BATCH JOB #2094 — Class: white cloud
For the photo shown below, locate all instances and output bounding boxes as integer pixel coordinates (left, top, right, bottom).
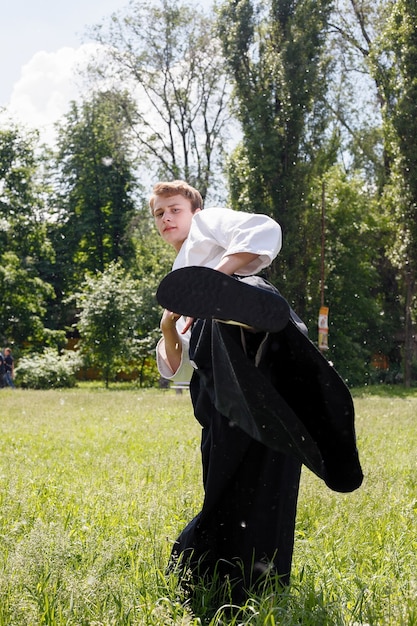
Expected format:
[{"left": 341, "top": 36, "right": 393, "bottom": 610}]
[{"left": 6, "top": 44, "right": 103, "bottom": 144}]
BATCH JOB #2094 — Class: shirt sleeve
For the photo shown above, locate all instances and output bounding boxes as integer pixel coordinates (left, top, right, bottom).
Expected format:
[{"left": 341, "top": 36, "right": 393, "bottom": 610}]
[
  {"left": 186, "top": 208, "right": 282, "bottom": 275},
  {"left": 155, "top": 319, "right": 195, "bottom": 382}
]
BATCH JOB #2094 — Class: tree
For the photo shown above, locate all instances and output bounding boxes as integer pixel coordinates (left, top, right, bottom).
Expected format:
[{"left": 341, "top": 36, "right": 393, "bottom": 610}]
[
  {"left": 329, "top": 0, "right": 417, "bottom": 385},
  {"left": 326, "top": 0, "right": 388, "bottom": 188},
  {"left": 54, "top": 91, "right": 138, "bottom": 289},
  {"left": 0, "top": 120, "right": 60, "bottom": 350},
  {"left": 0, "top": 251, "right": 55, "bottom": 349},
  {"left": 304, "top": 167, "right": 401, "bottom": 385},
  {"left": 75, "top": 261, "right": 158, "bottom": 387},
  {"left": 381, "top": 0, "right": 417, "bottom": 386},
  {"left": 87, "top": 0, "right": 231, "bottom": 200},
  {"left": 0, "top": 122, "right": 54, "bottom": 270},
  {"left": 218, "top": 0, "right": 335, "bottom": 314}
]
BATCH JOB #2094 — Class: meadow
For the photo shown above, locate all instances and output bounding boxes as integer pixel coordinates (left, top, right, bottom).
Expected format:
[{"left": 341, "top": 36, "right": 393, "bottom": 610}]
[{"left": 0, "top": 386, "right": 415, "bottom": 625}]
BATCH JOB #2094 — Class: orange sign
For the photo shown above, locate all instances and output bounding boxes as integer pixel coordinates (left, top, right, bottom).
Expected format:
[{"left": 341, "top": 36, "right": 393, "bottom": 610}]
[{"left": 318, "top": 306, "right": 329, "bottom": 351}]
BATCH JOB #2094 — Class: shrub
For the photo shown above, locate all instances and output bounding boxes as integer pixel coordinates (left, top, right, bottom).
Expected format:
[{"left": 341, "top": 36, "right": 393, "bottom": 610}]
[{"left": 15, "top": 349, "right": 81, "bottom": 389}]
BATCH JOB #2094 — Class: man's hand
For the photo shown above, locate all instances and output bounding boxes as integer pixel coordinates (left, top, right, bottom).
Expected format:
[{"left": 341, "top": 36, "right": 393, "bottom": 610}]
[
  {"left": 160, "top": 308, "right": 181, "bottom": 331},
  {"left": 181, "top": 316, "right": 194, "bottom": 334},
  {"left": 160, "top": 309, "right": 183, "bottom": 374},
  {"left": 160, "top": 310, "right": 193, "bottom": 334}
]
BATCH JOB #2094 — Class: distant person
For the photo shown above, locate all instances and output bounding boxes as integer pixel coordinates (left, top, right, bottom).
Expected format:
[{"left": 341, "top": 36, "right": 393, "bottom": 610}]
[
  {"left": 3, "top": 347, "right": 15, "bottom": 388},
  {"left": 0, "top": 351, "right": 5, "bottom": 388}
]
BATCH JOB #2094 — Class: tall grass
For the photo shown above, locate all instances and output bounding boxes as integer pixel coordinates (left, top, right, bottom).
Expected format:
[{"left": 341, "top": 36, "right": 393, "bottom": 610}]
[{"left": 0, "top": 386, "right": 415, "bottom": 625}]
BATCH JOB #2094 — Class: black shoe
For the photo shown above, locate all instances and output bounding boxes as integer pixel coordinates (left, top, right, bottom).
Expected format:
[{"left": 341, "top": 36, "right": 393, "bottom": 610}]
[{"left": 156, "top": 266, "right": 290, "bottom": 333}]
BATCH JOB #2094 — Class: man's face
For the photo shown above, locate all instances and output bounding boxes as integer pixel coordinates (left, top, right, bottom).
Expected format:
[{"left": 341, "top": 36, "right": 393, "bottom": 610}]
[{"left": 153, "top": 194, "right": 200, "bottom": 251}]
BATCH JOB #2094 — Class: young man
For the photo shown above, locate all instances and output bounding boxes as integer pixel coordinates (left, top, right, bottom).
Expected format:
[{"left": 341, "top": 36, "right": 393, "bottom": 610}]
[{"left": 152, "top": 180, "right": 362, "bottom": 602}]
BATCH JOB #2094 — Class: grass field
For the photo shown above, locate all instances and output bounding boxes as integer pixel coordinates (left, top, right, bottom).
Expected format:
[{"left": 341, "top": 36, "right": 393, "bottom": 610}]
[{"left": 0, "top": 386, "right": 416, "bottom": 625}]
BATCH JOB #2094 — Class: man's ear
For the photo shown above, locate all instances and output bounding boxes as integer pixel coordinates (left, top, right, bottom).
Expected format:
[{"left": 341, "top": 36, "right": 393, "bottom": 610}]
[{"left": 194, "top": 207, "right": 202, "bottom": 214}]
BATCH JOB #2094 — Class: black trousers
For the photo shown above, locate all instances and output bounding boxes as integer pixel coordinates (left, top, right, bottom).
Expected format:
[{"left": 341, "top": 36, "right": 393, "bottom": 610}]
[{"left": 171, "top": 317, "right": 302, "bottom": 592}]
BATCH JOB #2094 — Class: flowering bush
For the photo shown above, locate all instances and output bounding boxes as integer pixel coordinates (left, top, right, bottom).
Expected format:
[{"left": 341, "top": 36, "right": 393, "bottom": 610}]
[{"left": 15, "top": 349, "right": 81, "bottom": 389}]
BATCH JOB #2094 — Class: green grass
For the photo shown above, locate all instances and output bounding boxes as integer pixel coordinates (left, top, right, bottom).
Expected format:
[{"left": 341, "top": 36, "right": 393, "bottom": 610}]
[{"left": 0, "top": 386, "right": 416, "bottom": 625}]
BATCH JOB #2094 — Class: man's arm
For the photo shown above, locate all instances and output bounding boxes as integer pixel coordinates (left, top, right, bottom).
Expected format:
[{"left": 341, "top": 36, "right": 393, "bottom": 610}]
[
  {"left": 160, "top": 309, "right": 183, "bottom": 374},
  {"left": 215, "top": 252, "right": 260, "bottom": 276}
]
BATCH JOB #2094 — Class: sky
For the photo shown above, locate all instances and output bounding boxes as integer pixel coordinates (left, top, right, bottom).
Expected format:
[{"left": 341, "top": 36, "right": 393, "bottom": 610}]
[{"left": 1, "top": 0, "right": 211, "bottom": 144}]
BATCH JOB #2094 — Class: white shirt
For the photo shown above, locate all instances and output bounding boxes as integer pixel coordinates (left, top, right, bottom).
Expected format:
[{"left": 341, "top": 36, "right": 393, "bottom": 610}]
[
  {"left": 156, "top": 207, "right": 282, "bottom": 381},
  {"left": 173, "top": 207, "right": 281, "bottom": 274}
]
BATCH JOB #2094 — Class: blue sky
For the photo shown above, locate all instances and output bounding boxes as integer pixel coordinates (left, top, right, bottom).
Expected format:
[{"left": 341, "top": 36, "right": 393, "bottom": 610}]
[
  {"left": 1, "top": 0, "right": 212, "bottom": 142},
  {"left": 1, "top": 0, "right": 132, "bottom": 106}
]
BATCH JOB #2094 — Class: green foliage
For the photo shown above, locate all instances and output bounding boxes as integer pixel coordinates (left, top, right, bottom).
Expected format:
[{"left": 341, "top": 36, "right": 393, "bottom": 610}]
[
  {"left": 0, "top": 121, "right": 58, "bottom": 349},
  {"left": 0, "top": 251, "right": 55, "bottom": 348},
  {"left": 15, "top": 349, "right": 81, "bottom": 389},
  {"left": 75, "top": 261, "right": 158, "bottom": 387},
  {"left": 54, "top": 92, "right": 138, "bottom": 286},
  {"left": 218, "top": 0, "right": 335, "bottom": 313},
  {"left": 366, "top": 0, "right": 417, "bottom": 385},
  {"left": 2, "top": 0, "right": 417, "bottom": 390},
  {"left": 0, "top": 123, "right": 54, "bottom": 265},
  {"left": 302, "top": 167, "right": 401, "bottom": 386},
  {"left": 384, "top": 0, "right": 417, "bottom": 223}
]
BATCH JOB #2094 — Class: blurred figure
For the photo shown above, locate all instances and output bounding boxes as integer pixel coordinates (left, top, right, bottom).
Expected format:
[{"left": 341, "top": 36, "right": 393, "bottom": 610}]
[
  {"left": 3, "top": 347, "right": 15, "bottom": 388},
  {"left": 0, "top": 351, "right": 5, "bottom": 388}
]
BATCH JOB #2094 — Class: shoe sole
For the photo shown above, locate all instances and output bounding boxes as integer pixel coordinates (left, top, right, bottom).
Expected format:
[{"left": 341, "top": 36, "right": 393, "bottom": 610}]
[{"left": 156, "top": 266, "right": 290, "bottom": 333}]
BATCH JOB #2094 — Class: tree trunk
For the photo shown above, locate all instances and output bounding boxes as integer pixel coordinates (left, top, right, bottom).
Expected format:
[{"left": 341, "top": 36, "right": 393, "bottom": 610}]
[{"left": 403, "top": 268, "right": 415, "bottom": 388}]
